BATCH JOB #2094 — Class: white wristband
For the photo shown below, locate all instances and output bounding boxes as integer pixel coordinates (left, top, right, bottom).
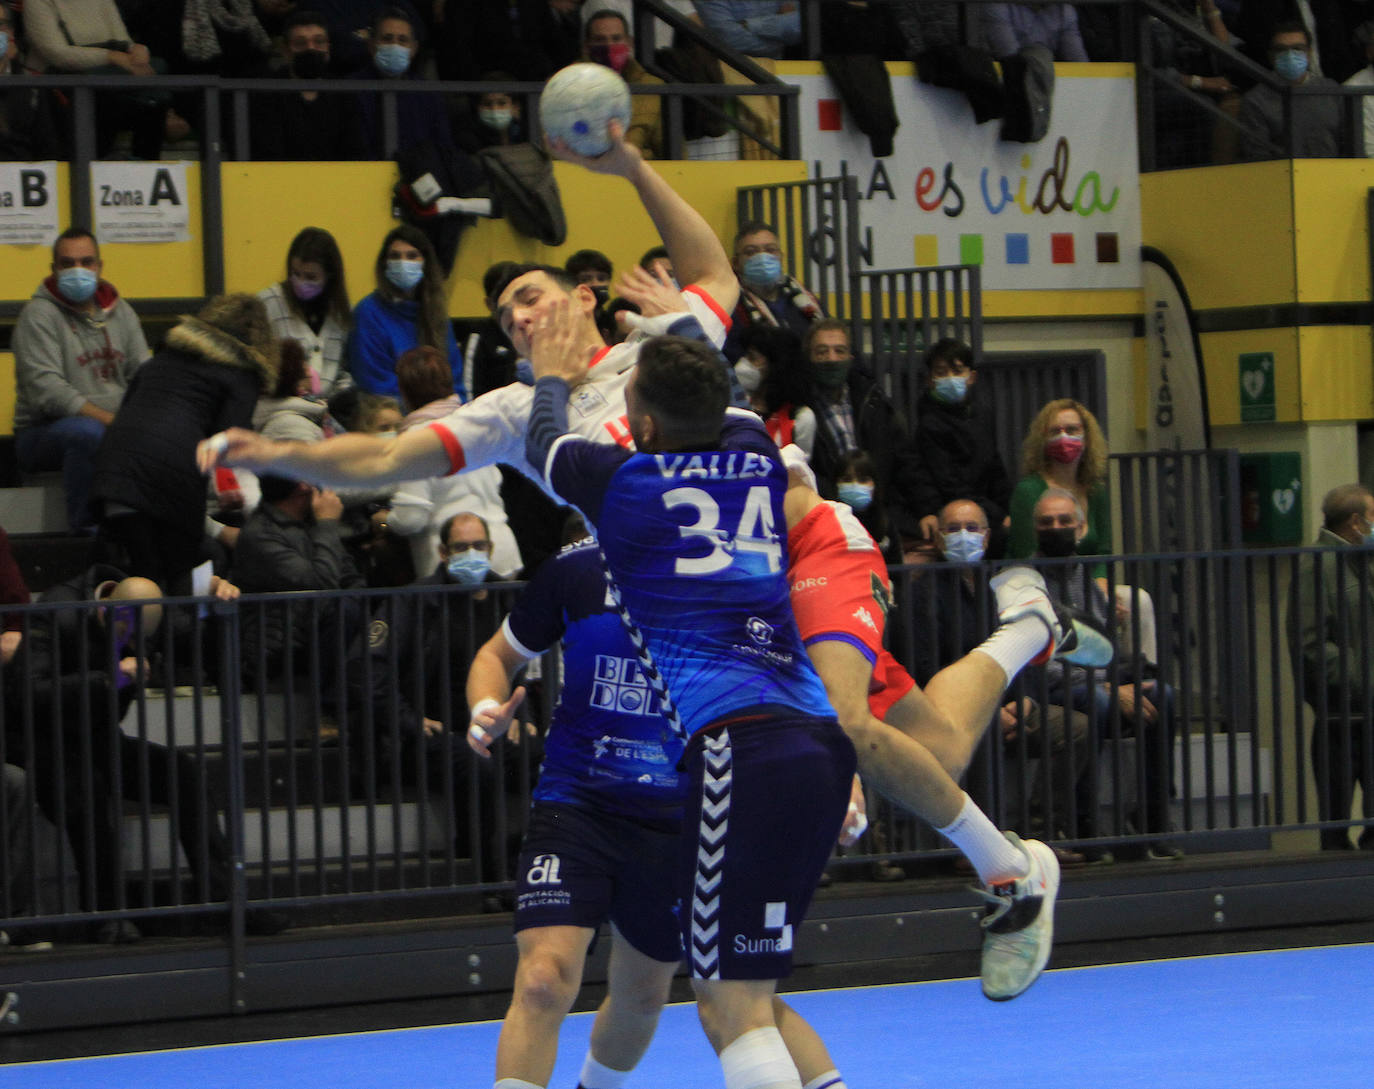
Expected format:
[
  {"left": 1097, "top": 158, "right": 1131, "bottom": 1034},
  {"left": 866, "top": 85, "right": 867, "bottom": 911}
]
[
  {"left": 847, "top": 801, "right": 868, "bottom": 838},
  {"left": 470, "top": 697, "right": 500, "bottom": 724}
]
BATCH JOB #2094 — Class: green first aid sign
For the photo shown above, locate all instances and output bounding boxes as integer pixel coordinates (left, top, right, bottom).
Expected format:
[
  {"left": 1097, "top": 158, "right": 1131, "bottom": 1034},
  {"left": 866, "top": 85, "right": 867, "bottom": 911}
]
[{"left": 1239, "top": 352, "right": 1276, "bottom": 423}]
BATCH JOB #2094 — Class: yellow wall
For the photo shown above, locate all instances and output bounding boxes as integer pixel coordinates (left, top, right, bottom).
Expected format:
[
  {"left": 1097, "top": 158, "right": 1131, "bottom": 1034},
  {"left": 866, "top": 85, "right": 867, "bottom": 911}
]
[
  {"left": 0, "top": 352, "right": 13, "bottom": 434},
  {"left": 1292, "top": 158, "right": 1374, "bottom": 304}
]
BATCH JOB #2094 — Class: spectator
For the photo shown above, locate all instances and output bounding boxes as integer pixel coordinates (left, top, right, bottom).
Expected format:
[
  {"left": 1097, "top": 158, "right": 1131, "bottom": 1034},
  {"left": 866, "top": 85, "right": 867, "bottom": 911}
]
[
  {"left": 1344, "top": 20, "right": 1374, "bottom": 157},
  {"left": 565, "top": 249, "right": 617, "bottom": 342},
  {"left": 435, "top": 0, "right": 582, "bottom": 83},
  {"left": 722, "top": 219, "right": 825, "bottom": 362},
  {"left": 639, "top": 244, "right": 673, "bottom": 281},
  {"left": 23, "top": 0, "right": 170, "bottom": 159},
  {"left": 834, "top": 449, "right": 900, "bottom": 562},
  {"left": 2, "top": 568, "right": 241, "bottom": 940},
  {"left": 734, "top": 324, "right": 815, "bottom": 455},
  {"left": 0, "top": 4, "right": 66, "bottom": 160},
  {"left": 311, "top": 0, "right": 423, "bottom": 73},
  {"left": 0, "top": 523, "right": 28, "bottom": 667},
  {"left": 1239, "top": 21, "right": 1343, "bottom": 160},
  {"left": 1033, "top": 488, "right": 1180, "bottom": 860},
  {"left": 980, "top": 2, "right": 1088, "bottom": 60},
  {"left": 1147, "top": 0, "right": 1238, "bottom": 167},
  {"left": 387, "top": 346, "right": 524, "bottom": 579},
  {"left": 92, "top": 295, "right": 276, "bottom": 590},
  {"left": 467, "top": 72, "right": 528, "bottom": 149},
  {"left": 805, "top": 319, "right": 923, "bottom": 546},
  {"left": 347, "top": 224, "right": 464, "bottom": 400},
  {"left": 1288, "top": 483, "right": 1374, "bottom": 850},
  {"left": 691, "top": 0, "right": 800, "bottom": 58},
  {"left": 910, "top": 337, "right": 1012, "bottom": 559},
  {"left": 13, "top": 227, "right": 149, "bottom": 534},
  {"left": 1006, "top": 397, "right": 1112, "bottom": 579},
  {"left": 463, "top": 260, "right": 524, "bottom": 397},
  {"left": 888, "top": 0, "right": 963, "bottom": 59},
  {"left": 257, "top": 226, "right": 354, "bottom": 398},
  {"left": 583, "top": 8, "right": 664, "bottom": 158},
  {"left": 249, "top": 10, "right": 367, "bottom": 160},
  {"left": 910, "top": 498, "right": 1092, "bottom": 856},
  {"left": 349, "top": 6, "right": 458, "bottom": 158}
]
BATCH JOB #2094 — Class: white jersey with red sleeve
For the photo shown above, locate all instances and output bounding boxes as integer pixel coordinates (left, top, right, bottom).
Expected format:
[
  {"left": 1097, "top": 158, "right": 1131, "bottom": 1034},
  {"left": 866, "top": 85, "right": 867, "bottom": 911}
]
[{"left": 423, "top": 286, "right": 730, "bottom": 496}]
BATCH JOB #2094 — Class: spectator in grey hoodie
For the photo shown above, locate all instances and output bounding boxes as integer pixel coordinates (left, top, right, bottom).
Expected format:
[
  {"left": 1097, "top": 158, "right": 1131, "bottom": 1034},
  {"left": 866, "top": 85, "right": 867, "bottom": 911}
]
[{"left": 13, "top": 227, "right": 149, "bottom": 533}]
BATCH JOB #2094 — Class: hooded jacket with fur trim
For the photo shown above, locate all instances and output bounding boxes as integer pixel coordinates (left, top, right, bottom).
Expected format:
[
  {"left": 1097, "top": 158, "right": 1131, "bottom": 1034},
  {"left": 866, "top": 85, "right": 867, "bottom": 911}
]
[{"left": 91, "top": 314, "right": 277, "bottom": 541}]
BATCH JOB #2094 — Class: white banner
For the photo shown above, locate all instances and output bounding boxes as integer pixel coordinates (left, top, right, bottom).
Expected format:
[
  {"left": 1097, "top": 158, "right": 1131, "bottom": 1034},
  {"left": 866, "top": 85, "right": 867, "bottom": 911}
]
[
  {"left": 91, "top": 162, "right": 191, "bottom": 243},
  {"left": 0, "top": 162, "right": 60, "bottom": 246},
  {"left": 793, "top": 69, "right": 1142, "bottom": 289}
]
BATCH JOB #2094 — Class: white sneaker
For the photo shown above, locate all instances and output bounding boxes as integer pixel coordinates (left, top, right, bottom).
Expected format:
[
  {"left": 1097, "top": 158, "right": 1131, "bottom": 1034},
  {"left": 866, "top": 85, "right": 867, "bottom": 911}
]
[
  {"left": 990, "top": 566, "right": 1113, "bottom": 668},
  {"left": 978, "top": 833, "right": 1060, "bottom": 1001}
]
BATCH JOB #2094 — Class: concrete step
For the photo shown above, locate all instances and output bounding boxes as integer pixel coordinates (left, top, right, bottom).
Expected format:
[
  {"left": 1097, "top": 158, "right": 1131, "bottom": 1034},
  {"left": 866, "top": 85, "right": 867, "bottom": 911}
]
[{"left": 0, "top": 479, "right": 66, "bottom": 534}]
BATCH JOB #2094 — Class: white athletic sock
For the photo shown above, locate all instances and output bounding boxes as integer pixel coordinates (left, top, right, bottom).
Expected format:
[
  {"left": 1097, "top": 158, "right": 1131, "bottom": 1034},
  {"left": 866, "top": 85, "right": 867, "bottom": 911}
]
[
  {"left": 578, "top": 1052, "right": 632, "bottom": 1089},
  {"left": 719, "top": 1026, "right": 802, "bottom": 1089},
  {"left": 936, "top": 792, "right": 1029, "bottom": 886},
  {"left": 802, "top": 1070, "right": 848, "bottom": 1089},
  {"left": 977, "top": 616, "right": 1052, "bottom": 688},
  {"left": 494, "top": 1079, "right": 544, "bottom": 1089}
]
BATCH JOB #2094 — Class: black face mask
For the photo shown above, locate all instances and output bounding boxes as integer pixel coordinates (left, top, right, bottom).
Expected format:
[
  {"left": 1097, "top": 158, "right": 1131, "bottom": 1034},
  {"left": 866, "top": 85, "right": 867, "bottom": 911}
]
[
  {"left": 591, "top": 284, "right": 609, "bottom": 308},
  {"left": 291, "top": 49, "right": 329, "bottom": 79},
  {"left": 1036, "top": 527, "right": 1078, "bottom": 558}
]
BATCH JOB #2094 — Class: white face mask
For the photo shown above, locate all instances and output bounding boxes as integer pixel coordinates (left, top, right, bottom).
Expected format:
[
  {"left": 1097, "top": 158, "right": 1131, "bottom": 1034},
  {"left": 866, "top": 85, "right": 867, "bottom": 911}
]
[{"left": 734, "top": 358, "right": 763, "bottom": 393}]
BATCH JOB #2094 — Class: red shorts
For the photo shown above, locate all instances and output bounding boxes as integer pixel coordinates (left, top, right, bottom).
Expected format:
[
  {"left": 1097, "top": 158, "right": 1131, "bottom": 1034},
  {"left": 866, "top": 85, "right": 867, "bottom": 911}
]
[{"left": 788, "top": 501, "right": 916, "bottom": 720}]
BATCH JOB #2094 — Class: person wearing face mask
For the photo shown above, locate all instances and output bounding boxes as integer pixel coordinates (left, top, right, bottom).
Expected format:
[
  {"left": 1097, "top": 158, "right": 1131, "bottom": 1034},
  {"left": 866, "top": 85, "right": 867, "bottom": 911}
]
[
  {"left": 1289, "top": 483, "right": 1374, "bottom": 850},
  {"left": 910, "top": 338, "right": 1012, "bottom": 560},
  {"left": 722, "top": 221, "right": 826, "bottom": 363},
  {"left": 1006, "top": 397, "right": 1112, "bottom": 587},
  {"left": 904, "top": 498, "right": 1092, "bottom": 862},
  {"left": 249, "top": 10, "right": 368, "bottom": 160},
  {"left": 1031, "top": 488, "right": 1182, "bottom": 861},
  {"left": 350, "top": 7, "right": 464, "bottom": 159},
  {"left": 1239, "top": 21, "right": 1342, "bottom": 160},
  {"left": 258, "top": 227, "right": 354, "bottom": 398},
  {"left": 348, "top": 224, "right": 467, "bottom": 400},
  {"left": 734, "top": 324, "right": 816, "bottom": 456},
  {"left": 804, "top": 320, "right": 926, "bottom": 552},
  {"left": 582, "top": 9, "right": 664, "bottom": 158},
  {"left": 469, "top": 79, "right": 526, "bottom": 148},
  {"left": 13, "top": 228, "right": 150, "bottom": 534}
]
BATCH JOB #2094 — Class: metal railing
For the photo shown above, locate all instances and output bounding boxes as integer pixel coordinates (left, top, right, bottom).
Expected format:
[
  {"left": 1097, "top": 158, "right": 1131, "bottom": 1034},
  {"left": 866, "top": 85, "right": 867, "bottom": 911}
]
[{"left": 1, "top": 543, "right": 1371, "bottom": 948}]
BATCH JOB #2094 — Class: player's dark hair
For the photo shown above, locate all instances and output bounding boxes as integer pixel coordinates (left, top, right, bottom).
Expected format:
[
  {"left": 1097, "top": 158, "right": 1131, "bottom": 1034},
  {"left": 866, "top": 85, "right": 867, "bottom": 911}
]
[
  {"left": 635, "top": 336, "right": 729, "bottom": 447},
  {"left": 491, "top": 262, "right": 579, "bottom": 301}
]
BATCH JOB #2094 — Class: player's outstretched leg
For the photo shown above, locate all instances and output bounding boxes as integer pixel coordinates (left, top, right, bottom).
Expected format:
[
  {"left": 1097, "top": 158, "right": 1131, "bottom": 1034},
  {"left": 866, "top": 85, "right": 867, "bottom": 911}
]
[
  {"left": 977, "top": 831, "right": 1061, "bottom": 1001},
  {"left": 991, "top": 566, "right": 1114, "bottom": 667}
]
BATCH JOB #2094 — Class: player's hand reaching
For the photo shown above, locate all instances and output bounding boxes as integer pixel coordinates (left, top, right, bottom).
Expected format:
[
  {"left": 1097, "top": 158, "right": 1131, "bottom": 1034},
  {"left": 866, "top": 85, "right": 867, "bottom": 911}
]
[
  {"left": 547, "top": 119, "right": 643, "bottom": 180},
  {"left": 838, "top": 773, "right": 868, "bottom": 847},
  {"left": 614, "top": 263, "right": 687, "bottom": 321},
  {"left": 529, "top": 292, "right": 591, "bottom": 385},
  {"left": 468, "top": 686, "right": 528, "bottom": 757},
  {"left": 197, "top": 427, "right": 286, "bottom": 474}
]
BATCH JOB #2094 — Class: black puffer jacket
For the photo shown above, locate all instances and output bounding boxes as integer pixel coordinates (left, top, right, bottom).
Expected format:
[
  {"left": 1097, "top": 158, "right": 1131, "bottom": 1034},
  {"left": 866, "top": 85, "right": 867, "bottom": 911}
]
[{"left": 91, "top": 316, "right": 274, "bottom": 535}]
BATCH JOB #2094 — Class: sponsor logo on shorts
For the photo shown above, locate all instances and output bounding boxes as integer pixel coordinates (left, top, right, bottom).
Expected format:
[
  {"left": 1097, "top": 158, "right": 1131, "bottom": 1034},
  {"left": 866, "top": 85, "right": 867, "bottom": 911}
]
[
  {"left": 525, "top": 854, "right": 563, "bottom": 886},
  {"left": 591, "top": 655, "right": 660, "bottom": 717},
  {"left": 733, "top": 901, "right": 793, "bottom": 955}
]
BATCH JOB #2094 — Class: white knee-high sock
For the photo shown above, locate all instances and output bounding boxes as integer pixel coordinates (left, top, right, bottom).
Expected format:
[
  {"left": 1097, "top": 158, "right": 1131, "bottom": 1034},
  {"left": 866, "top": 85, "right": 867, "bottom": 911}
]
[
  {"left": 578, "top": 1052, "right": 632, "bottom": 1089},
  {"left": 494, "top": 1079, "right": 544, "bottom": 1089},
  {"left": 719, "top": 1026, "right": 802, "bottom": 1089},
  {"left": 977, "top": 616, "right": 1054, "bottom": 687},
  {"left": 937, "top": 792, "right": 1029, "bottom": 886},
  {"left": 802, "top": 1071, "right": 848, "bottom": 1089}
]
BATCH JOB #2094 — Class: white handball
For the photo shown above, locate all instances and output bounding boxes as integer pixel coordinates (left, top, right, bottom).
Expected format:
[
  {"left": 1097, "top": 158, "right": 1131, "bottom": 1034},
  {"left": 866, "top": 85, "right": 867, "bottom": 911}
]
[{"left": 539, "top": 62, "right": 632, "bottom": 157}]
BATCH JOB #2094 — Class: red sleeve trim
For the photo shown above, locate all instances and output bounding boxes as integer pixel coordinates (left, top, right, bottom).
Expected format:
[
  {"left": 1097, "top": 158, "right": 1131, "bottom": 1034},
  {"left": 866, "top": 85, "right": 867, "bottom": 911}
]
[
  {"left": 588, "top": 345, "right": 614, "bottom": 370},
  {"left": 426, "top": 420, "right": 467, "bottom": 475},
  {"left": 684, "top": 284, "right": 732, "bottom": 331}
]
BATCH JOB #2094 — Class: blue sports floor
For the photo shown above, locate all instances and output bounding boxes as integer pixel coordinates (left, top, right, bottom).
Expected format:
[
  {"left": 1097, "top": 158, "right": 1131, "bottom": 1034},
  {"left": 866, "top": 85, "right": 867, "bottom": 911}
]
[{"left": 4, "top": 944, "right": 1370, "bottom": 1088}]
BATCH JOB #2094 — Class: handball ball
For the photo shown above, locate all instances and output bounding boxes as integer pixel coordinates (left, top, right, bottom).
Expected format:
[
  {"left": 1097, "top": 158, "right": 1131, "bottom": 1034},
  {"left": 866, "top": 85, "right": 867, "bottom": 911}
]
[{"left": 539, "top": 62, "right": 632, "bottom": 157}]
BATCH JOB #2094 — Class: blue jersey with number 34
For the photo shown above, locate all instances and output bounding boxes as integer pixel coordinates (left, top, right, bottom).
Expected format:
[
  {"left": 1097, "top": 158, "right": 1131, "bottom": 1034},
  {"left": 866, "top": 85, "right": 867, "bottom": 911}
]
[{"left": 543, "top": 409, "right": 835, "bottom": 736}]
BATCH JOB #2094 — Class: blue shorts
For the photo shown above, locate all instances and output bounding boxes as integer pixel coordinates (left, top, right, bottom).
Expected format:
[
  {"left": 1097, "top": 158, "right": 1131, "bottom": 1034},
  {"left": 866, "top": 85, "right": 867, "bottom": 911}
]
[
  {"left": 679, "top": 713, "right": 855, "bottom": 981},
  {"left": 513, "top": 802, "right": 684, "bottom": 964}
]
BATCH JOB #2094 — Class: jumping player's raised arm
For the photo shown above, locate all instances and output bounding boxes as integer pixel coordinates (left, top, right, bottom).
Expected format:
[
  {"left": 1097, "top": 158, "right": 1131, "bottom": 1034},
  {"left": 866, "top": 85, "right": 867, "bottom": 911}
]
[
  {"left": 195, "top": 424, "right": 452, "bottom": 489},
  {"left": 551, "top": 121, "right": 738, "bottom": 317}
]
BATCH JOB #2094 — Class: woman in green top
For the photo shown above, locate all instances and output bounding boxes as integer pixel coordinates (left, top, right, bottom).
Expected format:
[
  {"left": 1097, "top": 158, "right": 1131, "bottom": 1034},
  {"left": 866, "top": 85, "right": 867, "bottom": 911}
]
[{"left": 1007, "top": 398, "right": 1111, "bottom": 573}]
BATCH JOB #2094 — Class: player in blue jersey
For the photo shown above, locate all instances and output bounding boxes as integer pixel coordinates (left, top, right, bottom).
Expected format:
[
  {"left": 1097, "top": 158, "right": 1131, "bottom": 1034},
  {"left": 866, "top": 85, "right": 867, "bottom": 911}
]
[
  {"left": 466, "top": 533, "right": 854, "bottom": 1089},
  {"left": 520, "top": 314, "right": 857, "bottom": 1089}
]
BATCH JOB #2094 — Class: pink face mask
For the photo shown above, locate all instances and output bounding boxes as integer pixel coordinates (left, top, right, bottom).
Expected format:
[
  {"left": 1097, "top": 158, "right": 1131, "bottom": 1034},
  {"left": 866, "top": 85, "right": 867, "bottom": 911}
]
[
  {"left": 1045, "top": 434, "right": 1084, "bottom": 464},
  {"left": 589, "top": 42, "right": 631, "bottom": 73},
  {"left": 291, "top": 275, "right": 325, "bottom": 302}
]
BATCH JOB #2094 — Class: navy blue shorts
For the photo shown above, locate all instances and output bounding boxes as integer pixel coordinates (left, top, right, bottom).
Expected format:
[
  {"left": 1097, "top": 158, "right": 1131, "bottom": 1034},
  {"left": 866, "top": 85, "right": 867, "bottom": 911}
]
[
  {"left": 679, "top": 713, "right": 855, "bottom": 981},
  {"left": 513, "top": 802, "right": 684, "bottom": 964}
]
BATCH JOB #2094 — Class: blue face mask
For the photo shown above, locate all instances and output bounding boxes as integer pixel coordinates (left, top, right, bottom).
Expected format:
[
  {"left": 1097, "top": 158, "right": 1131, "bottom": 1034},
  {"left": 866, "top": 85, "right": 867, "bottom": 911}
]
[
  {"left": 446, "top": 550, "right": 491, "bottom": 585},
  {"left": 375, "top": 43, "right": 411, "bottom": 76},
  {"left": 837, "top": 482, "right": 873, "bottom": 512},
  {"left": 57, "top": 267, "right": 98, "bottom": 304},
  {"left": 385, "top": 258, "right": 425, "bottom": 292},
  {"left": 932, "top": 375, "right": 968, "bottom": 404},
  {"left": 0, "top": 32, "right": 10, "bottom": 58},
  {"left": 1274, "top": 48, "right": 1308, "bottom": 81},
  {"left": 942, "top": 528, "right": 986, "bottom": 564},
  {"left": 741, "top": 253, "right": 783, "bottom": 289}
]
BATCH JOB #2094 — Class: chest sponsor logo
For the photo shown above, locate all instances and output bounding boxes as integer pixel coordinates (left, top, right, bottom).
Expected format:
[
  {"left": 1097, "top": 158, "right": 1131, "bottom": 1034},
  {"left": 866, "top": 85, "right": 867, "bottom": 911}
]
[{"left": 591, "top": 654, "right": 660, "bottom": 717}]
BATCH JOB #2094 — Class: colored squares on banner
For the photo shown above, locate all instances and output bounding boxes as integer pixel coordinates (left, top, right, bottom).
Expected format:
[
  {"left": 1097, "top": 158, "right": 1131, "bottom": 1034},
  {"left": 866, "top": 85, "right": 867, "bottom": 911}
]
[
  {"left": 959, "top": 234, "right": 984, "bottom": 265},
  {"left": 817, "top": 99, "right": 843, "bottom": 131},
  {"left": 1096, "top": 233, "right": 1120, "bottom": 263},
  {"left": 1051, "top": 234, "right": 1075, "bottom": 264},
  {"left": 1005, "top": 234, "right": 1030, "bottom": 265},
  {"left": 913, "top": 235, "right": 939, "bottom": 266}
]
